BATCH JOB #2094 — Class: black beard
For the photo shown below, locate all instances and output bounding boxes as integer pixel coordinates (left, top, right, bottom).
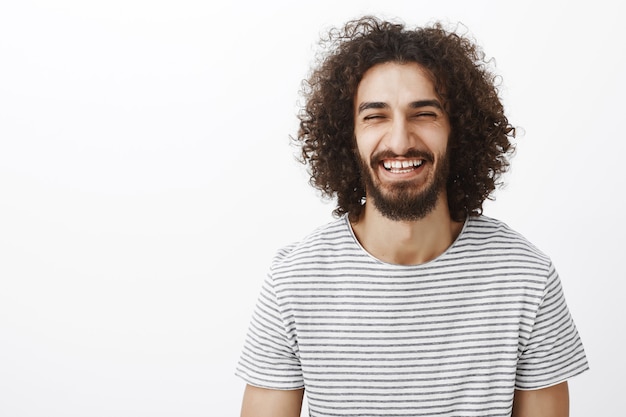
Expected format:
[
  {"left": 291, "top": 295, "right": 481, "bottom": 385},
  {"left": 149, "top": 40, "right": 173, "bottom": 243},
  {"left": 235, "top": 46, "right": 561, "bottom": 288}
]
[{"left": 359, "top": 150, "right": 449, "bottom": 222}]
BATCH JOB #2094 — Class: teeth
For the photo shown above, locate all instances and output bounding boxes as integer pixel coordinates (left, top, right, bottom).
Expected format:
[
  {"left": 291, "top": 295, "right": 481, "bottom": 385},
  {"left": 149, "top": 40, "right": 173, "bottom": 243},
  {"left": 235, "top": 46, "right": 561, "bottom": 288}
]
[{"left": 383, "top": 159, "right": 424, "bottom": 170}]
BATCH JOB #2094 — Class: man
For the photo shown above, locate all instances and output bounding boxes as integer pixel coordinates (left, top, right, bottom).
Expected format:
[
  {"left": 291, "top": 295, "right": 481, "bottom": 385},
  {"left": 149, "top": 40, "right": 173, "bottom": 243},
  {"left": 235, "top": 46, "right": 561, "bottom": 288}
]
[{"left": 236, "top": 16, "right": 588, "bottom": 417}]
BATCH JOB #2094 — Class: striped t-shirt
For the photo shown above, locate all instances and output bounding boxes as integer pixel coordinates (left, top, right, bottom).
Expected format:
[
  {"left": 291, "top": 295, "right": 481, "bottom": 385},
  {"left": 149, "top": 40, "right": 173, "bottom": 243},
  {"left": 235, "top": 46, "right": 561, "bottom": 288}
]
[{"left": 236, "top": 215, "right": 588, "bottom": 416}]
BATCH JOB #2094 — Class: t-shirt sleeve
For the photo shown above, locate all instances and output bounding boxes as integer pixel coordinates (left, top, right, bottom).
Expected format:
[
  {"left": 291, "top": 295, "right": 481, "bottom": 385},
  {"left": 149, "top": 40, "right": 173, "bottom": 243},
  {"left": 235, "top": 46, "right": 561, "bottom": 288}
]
[
  {"left": 235, "top": 271, "right": 304, "bottom": 390},
  {"left": 515, "top": 263, "right": 589, "bottom": 390}
]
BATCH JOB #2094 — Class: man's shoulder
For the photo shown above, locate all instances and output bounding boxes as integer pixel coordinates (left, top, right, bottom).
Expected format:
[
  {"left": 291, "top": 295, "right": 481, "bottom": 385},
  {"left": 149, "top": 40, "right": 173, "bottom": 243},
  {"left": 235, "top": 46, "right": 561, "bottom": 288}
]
[
  {"left": 270, "top": 215, "right": 354, "bottom": 268},
  {"left": 462, "top": 215, "right": 551, "bottom": 264}
]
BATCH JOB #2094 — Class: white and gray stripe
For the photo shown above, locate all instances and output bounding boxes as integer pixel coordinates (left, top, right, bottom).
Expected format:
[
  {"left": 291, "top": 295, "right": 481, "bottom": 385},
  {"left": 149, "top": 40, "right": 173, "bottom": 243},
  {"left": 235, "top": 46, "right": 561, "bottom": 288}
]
[{"left": 236, "top": 215, "right": 588, "bottom": 416}]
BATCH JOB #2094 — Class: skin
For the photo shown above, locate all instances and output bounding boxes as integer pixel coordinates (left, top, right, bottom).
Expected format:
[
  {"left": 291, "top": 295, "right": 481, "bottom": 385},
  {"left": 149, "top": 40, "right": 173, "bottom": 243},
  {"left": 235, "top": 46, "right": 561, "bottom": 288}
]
[
  {"left": 240, "top": 385, "right": 303, "bottom": 417},
  {"left": 512, "top": 382, "right": 570, "bottom": 417},
  {"left": 351, "top": 62, "right": 462, "bottom": 265},
  {"left": 240, "top": 61, "right": 571, "bottom": 417}
]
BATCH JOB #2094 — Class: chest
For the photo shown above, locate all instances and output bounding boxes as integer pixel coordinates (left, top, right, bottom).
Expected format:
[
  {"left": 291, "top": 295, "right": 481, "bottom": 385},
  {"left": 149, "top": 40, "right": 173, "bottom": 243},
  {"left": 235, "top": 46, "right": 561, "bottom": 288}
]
[{"left": 281, "top": 272, "right": 542, "bottom": 376}]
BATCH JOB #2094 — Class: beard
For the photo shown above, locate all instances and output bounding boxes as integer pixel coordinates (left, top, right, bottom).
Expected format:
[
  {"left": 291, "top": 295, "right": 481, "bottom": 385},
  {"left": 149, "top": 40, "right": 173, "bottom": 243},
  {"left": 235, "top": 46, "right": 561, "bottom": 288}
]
[{"left": 359, "top": 149, "right": 449, "bottom": 222}]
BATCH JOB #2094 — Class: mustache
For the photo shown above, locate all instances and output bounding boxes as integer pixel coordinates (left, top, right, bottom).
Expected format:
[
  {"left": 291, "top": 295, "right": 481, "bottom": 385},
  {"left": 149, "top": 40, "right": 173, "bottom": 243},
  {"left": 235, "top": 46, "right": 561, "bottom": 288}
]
[{"left": 369, "top": 149, "right": 435, "bottom": 169}]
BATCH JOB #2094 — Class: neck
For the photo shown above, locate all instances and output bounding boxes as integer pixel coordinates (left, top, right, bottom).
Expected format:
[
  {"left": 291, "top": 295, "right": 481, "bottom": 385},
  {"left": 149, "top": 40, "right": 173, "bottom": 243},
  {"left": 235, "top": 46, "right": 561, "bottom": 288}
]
[{"left": 351, "top": 195, "right": 464, "bottom": 265}]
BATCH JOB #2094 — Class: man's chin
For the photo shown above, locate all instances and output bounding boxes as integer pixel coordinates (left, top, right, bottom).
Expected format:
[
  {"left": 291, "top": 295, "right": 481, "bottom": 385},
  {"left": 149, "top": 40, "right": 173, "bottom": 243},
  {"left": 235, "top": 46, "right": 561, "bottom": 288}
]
[
  {"left": 361, "top": 156, "right": 449, "bottom": 221},
  {"left": 369, "top": 190, "right": 441, "bottom": 222}
]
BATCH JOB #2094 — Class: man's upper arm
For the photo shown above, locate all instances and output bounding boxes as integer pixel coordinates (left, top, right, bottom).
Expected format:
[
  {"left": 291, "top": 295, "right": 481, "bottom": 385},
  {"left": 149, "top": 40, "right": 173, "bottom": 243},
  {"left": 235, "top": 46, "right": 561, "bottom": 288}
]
[
  {"left": 512, "top": 381, "right": 569, "bottom": 417},
  {"left": 240, "top": 384, "right": 304, "bottom": 417}
]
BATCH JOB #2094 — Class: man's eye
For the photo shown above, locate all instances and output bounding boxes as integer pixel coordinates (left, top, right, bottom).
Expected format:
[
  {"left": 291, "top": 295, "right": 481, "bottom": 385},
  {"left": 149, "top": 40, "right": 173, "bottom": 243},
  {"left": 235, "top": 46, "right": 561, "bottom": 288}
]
[
  {"left": 363, "top": 115, "right": 384, "bottom": 121},
  {"left": 414, "top": 112, "right": 436, "bottom": 118}
]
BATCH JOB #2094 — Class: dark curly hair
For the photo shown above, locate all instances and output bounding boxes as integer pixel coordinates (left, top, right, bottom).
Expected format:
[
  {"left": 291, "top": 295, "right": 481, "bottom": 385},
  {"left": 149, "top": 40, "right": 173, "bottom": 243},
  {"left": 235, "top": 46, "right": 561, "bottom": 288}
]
[{"left": 295, "top": 16, "right": 516, "bottom": 222}]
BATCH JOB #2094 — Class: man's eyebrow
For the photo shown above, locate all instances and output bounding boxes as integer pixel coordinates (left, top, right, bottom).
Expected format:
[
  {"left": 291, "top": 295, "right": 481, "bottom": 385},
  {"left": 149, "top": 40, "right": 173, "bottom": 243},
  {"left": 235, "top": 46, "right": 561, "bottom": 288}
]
[
  {"left": 357, "top": 101, "right": 388, "bottom": 114},
  {"left": 357, "top": 99, "right": 443, "bottom": 114},
  {"left": 409, "top": 99, "right": 443, "bottom": 110}
]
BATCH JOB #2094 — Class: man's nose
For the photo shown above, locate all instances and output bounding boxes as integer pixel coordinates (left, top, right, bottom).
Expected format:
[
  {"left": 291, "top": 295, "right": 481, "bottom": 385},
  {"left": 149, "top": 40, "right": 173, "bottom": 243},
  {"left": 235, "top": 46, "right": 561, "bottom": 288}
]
[{"left": 385, "top": 117, "right": 414, "bottom": 155}]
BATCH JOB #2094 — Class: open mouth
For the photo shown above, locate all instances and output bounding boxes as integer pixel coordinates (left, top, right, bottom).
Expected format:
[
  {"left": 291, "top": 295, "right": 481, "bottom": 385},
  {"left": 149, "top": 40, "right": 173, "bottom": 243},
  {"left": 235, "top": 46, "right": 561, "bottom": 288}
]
[{"left": 381, "top": 159, "right": 425, "bottom": 174}]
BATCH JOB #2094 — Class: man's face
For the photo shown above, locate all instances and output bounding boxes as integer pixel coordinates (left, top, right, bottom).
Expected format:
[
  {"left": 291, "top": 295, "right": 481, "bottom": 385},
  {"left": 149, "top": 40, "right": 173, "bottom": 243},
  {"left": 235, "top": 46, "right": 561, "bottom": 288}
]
[{"left": 353, "top": 62, "right": 451, "bottom": 221}]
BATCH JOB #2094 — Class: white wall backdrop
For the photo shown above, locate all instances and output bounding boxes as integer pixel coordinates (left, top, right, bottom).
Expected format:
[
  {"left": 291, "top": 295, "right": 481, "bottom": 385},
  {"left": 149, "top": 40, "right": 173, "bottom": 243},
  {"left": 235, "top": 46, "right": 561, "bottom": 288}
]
[{"left": 1, "top": 0, "right": 623, "bottom": 416}]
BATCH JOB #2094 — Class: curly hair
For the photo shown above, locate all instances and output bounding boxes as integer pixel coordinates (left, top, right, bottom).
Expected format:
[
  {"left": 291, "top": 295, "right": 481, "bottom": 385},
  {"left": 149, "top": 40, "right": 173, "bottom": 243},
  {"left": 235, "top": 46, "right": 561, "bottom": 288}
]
[{"left": 296, "top": 16, "right": 516, "bottom": 222}]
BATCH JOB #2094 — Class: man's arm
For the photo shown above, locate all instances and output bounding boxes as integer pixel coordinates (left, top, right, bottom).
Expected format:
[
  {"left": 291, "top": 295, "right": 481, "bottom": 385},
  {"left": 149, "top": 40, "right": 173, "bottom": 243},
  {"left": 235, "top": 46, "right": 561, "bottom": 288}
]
[
  {"left": 240, "top": 384, "right": 304, "bottom": 417},
  {"left": 512, "top": 381, "right": 569, "bottom": 417}
]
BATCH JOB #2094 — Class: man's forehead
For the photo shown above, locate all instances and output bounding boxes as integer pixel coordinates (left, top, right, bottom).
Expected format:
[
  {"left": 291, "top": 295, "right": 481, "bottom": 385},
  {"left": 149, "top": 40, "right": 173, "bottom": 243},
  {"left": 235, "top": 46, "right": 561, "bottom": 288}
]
[
  {"left": 355, "top": 63, "right": 440, "bottom": 103},
  {"left": 354, "top": 62, "right": 445, "bottom": 111}
]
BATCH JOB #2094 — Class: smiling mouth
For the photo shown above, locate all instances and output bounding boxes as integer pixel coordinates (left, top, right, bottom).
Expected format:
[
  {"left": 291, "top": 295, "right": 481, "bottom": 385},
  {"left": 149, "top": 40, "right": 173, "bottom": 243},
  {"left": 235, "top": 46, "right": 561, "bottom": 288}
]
[{"left": 382, "top": 159, "right": 425, "bottom": 173}]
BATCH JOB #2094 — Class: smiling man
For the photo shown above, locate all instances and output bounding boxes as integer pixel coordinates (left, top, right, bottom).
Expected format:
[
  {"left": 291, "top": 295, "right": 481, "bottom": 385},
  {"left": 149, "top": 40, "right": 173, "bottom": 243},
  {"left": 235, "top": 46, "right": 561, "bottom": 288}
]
[{"left": 236, "top": 16, "right": 588, "bottom": 417}]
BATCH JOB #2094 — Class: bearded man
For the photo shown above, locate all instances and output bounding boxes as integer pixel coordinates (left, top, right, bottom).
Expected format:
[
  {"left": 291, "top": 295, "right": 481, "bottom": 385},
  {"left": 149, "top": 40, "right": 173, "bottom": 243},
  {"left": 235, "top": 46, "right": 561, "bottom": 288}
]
[{"left": 236, "top": 16, "right": 588, "bottom": 417}]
